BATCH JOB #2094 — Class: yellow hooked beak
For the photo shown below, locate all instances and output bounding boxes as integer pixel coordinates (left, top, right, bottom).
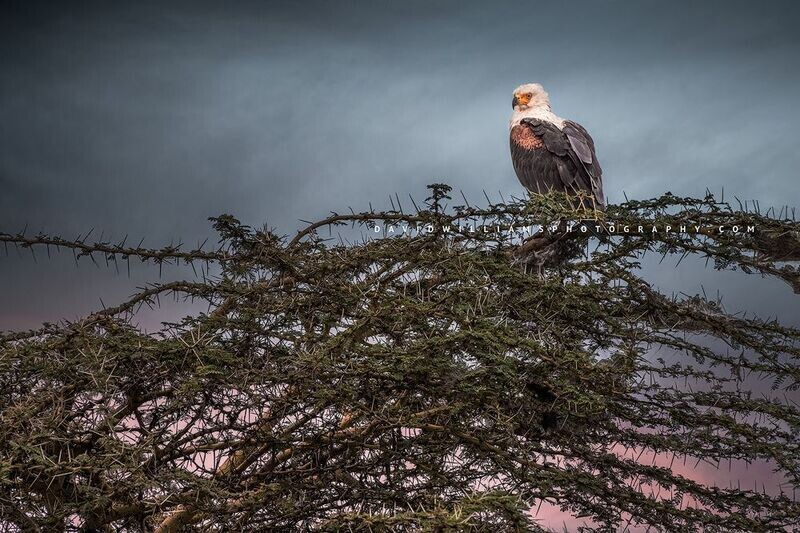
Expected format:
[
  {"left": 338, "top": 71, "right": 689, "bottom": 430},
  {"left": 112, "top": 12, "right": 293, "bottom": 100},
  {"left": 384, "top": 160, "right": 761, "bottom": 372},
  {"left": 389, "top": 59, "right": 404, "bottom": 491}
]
[{"left": 512, "top": 93, "right": 532, "bottom": 108}]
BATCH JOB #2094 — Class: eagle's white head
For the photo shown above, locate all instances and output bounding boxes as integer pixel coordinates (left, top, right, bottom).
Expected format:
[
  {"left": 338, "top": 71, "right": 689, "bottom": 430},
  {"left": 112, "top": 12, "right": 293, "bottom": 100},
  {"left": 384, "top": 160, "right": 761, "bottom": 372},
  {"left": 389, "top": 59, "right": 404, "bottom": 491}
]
[
  {"left": 512, "top": 83, "right": 550, "bottom": 111},
  {"left": 510, "top": 82, "right": 564, "bottom": 130}
]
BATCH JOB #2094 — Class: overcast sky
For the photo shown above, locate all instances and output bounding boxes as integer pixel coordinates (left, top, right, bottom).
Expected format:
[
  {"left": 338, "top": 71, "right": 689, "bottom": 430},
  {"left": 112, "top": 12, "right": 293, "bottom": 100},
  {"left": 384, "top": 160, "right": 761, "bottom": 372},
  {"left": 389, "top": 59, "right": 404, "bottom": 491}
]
[
  {"left": 1, "top": 0, "right": 798, "bottom": 323},
  {"left": 1, "top": 2, "right": 798, "bottom": 527}
]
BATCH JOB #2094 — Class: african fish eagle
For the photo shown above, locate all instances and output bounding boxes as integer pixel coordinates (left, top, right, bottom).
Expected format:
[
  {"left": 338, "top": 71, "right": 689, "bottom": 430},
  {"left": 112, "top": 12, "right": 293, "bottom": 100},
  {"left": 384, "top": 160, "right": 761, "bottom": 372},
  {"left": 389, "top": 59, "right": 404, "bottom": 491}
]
[{"left": 510, "top": 83, "right": 605, "bottom": 210}]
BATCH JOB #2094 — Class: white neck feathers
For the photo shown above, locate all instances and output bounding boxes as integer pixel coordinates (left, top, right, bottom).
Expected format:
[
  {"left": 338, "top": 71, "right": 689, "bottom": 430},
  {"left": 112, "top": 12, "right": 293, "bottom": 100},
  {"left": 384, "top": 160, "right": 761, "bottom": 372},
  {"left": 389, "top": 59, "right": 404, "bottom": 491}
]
[{"left": 510, "top": 105, "right": 566, "bottom": 130}]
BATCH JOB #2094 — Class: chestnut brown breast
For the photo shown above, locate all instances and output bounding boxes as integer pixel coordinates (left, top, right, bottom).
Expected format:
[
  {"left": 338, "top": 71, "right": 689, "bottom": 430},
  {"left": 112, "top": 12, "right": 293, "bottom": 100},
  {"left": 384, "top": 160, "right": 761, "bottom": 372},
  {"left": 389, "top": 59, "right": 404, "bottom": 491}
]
[{"left": 510, "top": 124, "right": 544, "bottom": 150}]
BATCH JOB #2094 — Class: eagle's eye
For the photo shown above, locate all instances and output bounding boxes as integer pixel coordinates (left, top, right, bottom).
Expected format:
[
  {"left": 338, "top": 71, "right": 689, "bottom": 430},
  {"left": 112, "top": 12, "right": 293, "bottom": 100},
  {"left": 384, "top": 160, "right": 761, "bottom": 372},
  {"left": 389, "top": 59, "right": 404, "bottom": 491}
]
[{"left": 526, "top": 93, "right": 533, "bottom": 98}]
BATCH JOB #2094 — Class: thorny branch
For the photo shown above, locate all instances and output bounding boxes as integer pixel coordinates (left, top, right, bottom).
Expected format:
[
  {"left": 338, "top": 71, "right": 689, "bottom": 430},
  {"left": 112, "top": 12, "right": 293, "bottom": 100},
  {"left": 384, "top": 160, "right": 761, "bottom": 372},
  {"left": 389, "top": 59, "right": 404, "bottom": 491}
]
[{"left": 1, "top": 185, "right": 799, "bottom": 531}]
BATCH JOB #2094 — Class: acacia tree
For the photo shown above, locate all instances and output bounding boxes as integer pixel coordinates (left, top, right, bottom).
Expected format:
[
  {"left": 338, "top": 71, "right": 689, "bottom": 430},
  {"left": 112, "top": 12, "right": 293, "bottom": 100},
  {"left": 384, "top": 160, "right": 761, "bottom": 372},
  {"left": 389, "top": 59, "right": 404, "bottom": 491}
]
[{"left": 1, "top": 185, "right": 799, "bottom": 532}]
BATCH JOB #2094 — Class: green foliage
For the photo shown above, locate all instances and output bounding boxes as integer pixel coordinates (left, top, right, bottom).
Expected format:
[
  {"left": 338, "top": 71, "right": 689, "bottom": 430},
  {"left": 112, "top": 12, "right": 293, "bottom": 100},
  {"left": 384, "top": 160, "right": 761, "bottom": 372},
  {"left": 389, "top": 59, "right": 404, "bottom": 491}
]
[{"left": 0, "top": 187, "right": 799, "bottom": 531}]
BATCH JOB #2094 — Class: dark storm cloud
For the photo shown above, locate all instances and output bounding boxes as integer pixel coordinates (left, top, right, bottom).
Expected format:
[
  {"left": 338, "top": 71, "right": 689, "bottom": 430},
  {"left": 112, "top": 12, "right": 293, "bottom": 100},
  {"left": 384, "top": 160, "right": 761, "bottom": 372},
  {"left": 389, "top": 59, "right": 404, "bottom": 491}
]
[{"left": 1, "top": 0, "right": 799, "bottom": 324}]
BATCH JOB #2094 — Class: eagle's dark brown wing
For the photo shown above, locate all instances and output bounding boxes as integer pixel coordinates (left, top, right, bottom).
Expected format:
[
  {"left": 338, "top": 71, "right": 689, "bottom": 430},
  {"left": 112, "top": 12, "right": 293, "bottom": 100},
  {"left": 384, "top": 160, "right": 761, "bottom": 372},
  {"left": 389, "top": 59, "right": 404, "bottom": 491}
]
[
  {"left": 510, "top": 118, "right": 605, "bottom": 209},
  {"left": 563, "top": 120, "right": 604, "bottom": 208}
]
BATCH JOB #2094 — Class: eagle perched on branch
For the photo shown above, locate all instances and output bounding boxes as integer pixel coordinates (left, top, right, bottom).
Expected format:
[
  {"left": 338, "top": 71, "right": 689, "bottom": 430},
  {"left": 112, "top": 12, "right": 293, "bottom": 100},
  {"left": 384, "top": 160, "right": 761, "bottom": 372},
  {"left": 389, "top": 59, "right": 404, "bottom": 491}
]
[{"left": 510, "top": 83, "right": 605, "bottom": 210}]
